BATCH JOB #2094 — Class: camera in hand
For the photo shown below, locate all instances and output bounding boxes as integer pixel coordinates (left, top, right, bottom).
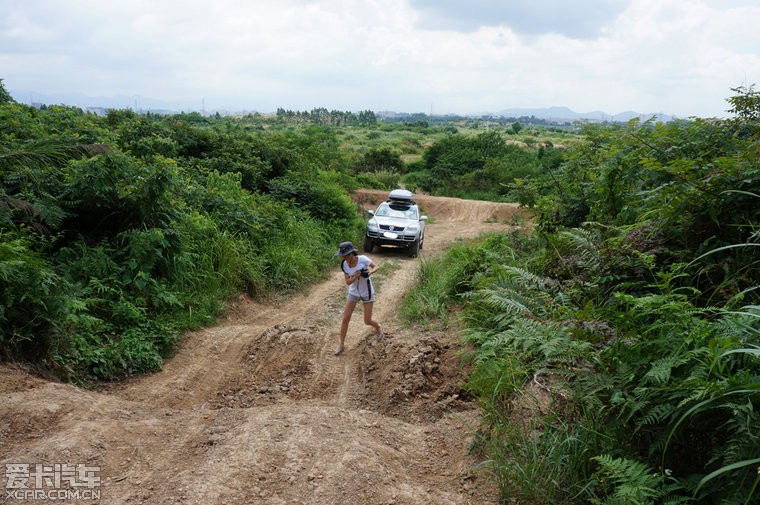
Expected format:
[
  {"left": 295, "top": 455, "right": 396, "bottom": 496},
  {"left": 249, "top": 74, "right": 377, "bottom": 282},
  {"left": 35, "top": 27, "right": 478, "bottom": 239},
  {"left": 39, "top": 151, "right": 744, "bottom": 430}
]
[{"left": 360, "top": 267, "right": 369, "bottom": 278}]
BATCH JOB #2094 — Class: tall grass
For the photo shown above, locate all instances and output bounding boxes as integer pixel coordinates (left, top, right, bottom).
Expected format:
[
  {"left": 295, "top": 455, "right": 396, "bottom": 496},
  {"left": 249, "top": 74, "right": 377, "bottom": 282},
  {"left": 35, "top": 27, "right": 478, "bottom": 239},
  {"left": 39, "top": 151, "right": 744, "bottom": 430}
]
[{"left": 398, "top": 241, "right": 490, "bottom": 327}]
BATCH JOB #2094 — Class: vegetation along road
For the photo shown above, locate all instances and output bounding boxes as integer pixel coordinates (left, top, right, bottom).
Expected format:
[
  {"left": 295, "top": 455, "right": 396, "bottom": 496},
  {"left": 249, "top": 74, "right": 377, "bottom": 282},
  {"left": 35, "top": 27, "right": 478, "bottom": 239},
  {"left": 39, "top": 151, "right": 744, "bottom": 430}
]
[{"left": 1, "top": 190, "right": 527, "bottom": 504}]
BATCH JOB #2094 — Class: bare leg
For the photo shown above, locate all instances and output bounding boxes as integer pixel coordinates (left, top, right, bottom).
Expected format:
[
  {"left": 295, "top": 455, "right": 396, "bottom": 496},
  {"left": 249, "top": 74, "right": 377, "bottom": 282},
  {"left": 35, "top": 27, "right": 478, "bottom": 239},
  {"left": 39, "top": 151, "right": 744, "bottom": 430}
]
[
  {"left": 362, "top": 301, "right": 382, "bottom": 335},
  {"left": 337, "top": 300, "right": 358, "bottom": 353}
]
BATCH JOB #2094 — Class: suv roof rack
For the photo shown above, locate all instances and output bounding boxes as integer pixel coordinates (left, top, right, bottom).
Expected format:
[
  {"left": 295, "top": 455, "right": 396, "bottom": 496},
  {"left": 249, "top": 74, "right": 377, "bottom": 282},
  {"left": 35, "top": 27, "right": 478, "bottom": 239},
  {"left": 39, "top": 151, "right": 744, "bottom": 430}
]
[{"left": 387, "top": 189, "right": 415, "bottom": 204}]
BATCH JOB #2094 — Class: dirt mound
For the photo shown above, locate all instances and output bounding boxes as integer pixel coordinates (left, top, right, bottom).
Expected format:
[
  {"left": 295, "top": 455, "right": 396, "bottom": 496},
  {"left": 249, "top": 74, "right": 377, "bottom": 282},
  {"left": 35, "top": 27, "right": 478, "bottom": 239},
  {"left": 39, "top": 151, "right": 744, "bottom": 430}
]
[
  {"left": 1, "top": 192, "right": 528, "bottom": 504},
  {"left": 353, "top": 188, "right": 527, "bottom": 223},
  {"left": 356, "top": 330, "right": 474, "bottom": 424}
]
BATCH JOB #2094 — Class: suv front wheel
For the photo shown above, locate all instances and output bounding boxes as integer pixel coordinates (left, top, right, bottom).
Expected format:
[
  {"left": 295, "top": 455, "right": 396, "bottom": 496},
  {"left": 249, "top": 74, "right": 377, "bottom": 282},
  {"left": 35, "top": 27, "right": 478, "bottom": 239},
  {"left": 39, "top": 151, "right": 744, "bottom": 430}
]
[
  {"left": 363, "top": 236, "right": 374, "bottom": 253},
  {"left": 409, "top": 238, "right": 420, "bottom": 257}
]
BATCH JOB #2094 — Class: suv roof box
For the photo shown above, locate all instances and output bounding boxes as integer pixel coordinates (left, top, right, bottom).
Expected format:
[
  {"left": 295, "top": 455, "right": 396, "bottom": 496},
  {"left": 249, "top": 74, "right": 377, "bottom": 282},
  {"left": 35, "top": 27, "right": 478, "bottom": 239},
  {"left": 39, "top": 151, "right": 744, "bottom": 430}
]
[{"left": 388, "top": 189, "right": 414, "bottom": 203}]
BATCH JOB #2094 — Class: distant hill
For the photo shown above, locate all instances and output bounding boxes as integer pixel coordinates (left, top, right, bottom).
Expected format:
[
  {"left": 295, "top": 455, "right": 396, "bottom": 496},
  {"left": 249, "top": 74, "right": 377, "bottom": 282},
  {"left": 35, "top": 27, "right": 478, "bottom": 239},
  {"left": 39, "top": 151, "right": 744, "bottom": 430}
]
[
  {"left": 9, "top": 88, "right": 673, "bottom": 122},
  {"left": 9, "top": 89, "right": 220, "bottom": 115},
  {"left": 494, "top": 106, "right": 673, "bottom": 123}
]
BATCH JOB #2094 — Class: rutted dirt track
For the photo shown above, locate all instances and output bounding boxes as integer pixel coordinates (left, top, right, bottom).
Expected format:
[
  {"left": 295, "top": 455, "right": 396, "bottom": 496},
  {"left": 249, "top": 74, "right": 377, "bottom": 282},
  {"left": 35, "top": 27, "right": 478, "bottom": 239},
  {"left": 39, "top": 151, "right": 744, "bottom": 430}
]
[{"left": 1, "top": 191, "right": 526, "bottom": 504}]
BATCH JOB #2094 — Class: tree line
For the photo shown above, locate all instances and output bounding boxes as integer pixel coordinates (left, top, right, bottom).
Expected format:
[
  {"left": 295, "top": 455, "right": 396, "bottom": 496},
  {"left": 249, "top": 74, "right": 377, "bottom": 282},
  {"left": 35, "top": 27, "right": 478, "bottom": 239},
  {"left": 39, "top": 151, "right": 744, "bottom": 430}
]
[{"left": 275, "top": 107, "right": 377, "bottom": 126}]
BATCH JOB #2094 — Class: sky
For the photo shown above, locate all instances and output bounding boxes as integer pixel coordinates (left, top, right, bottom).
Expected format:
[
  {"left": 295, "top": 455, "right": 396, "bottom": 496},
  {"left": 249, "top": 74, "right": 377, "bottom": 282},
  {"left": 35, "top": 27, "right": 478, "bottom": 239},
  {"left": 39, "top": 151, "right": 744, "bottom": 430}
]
[{"left": 1, "top": 0, "right": 759, "bottom": 118}]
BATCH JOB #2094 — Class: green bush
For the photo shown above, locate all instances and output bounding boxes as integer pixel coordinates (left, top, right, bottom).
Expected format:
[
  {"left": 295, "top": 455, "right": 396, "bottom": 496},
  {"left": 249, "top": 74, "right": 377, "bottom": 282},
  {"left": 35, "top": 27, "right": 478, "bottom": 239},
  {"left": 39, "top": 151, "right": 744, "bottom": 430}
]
[
  {"left": 0, "top": 234, "right": 68, "bottom": 358},
  {"left": 0, "top": 98, "right": 362, "bottom": 381},
  {"left": 353, "top": 170, "right": 401, "bottom": 190},
  {"left": 404, "top": 227, "right": 759, "bottom": 503}
]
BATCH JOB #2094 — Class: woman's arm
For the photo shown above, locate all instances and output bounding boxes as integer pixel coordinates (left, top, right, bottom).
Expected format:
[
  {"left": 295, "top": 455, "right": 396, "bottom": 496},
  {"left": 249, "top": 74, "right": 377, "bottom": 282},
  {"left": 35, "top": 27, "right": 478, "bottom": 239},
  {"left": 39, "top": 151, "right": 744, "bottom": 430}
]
[
  {"left": 344, "top": 267, "right": 363, "bottom": 285},
  {"left": 367, "top": 260, "right": 379, "bottom": 276}
]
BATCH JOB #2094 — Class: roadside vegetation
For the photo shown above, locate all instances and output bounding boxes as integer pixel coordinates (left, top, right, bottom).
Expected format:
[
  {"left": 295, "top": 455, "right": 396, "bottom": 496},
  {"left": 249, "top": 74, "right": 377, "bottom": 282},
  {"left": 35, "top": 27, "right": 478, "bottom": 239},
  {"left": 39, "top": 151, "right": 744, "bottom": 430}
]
[
  {"left": 401, "top": 86, "right": 760, "bottom": 504},
  {"left": 0, "top": 80, "right": 367, "bottom": 381}
]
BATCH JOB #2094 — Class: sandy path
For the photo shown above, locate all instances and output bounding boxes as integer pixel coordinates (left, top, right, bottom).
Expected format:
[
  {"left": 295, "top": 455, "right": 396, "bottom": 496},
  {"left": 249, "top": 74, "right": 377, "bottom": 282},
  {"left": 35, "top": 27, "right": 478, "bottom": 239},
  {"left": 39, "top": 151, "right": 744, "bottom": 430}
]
[{"left": 0, "top": 191, "right": 526, "bottom": 504}]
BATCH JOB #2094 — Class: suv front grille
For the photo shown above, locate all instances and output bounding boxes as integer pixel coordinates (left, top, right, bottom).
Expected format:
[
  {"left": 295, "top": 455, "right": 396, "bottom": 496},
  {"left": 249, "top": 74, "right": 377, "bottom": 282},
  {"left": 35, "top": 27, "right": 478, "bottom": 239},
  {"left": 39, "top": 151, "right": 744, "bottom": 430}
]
[
  {"left": 367, "top": 230, "right": 416, "bottom": 242},
  {"left": 379, "top": 224, "right": 405, "bottom": 231}
]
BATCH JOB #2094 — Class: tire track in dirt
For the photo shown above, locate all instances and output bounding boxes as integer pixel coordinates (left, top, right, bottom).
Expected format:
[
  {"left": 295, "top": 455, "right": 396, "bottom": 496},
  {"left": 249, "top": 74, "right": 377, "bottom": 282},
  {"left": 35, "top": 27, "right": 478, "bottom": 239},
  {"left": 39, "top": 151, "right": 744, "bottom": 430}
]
[{"left": 1, "top": 192, "right": 527, "bottom": 504}]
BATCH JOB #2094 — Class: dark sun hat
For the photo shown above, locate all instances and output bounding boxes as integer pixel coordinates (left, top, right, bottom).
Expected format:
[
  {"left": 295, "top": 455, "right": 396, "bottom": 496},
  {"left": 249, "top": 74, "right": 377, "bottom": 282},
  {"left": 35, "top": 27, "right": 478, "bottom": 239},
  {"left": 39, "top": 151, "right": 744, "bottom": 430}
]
[{"left": 335, "top": 241, "right": 358, "bottom": 256}]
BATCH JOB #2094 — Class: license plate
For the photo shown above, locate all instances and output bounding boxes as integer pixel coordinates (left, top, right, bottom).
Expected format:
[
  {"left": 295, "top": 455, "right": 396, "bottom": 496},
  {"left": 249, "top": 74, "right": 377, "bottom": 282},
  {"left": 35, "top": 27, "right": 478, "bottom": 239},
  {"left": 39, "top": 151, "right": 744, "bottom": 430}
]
[{"left": 383, "top": 231, "right": 399, "bottom": 239}]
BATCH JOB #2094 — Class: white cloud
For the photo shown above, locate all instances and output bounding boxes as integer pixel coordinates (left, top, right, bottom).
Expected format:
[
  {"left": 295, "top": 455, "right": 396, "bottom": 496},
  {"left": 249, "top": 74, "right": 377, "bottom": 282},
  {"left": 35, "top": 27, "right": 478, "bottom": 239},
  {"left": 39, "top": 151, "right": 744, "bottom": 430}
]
[
  {"left": 1, "top": 0, "right": 758, "bottom": 116},
  {"left": 409, "top": 0, "right": 628, "bottom": 38}
]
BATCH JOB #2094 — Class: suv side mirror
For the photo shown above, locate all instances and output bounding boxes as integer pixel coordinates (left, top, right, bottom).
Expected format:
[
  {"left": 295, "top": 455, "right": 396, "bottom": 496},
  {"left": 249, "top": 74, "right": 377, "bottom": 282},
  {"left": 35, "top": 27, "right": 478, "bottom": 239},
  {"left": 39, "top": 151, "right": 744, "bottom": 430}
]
[
  {"left": 366, "top": 210, "right": 375, "bottom": 216},
  {"left": 420, "top": 215, "right": 428, "bottom": 221}
]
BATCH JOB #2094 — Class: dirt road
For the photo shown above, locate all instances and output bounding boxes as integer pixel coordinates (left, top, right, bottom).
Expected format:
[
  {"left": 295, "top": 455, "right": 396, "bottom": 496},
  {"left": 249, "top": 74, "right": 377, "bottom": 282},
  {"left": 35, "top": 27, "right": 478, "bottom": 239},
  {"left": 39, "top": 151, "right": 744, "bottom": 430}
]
[{"left": 1, "top": 191, "right": 526, "bottom": 504}]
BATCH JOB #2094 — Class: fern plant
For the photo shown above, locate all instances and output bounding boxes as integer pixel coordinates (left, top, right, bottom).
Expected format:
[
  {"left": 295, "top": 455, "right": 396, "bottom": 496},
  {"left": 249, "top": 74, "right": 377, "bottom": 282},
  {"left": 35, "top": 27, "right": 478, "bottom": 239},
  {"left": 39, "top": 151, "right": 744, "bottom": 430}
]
[{"left": 592, "top": 455, "right": 689, "bottom": 505}]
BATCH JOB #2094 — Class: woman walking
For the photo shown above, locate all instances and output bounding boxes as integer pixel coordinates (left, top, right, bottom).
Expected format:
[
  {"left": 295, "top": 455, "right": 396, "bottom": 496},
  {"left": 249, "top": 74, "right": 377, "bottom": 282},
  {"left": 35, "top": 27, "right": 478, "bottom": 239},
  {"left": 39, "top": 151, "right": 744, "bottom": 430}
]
[{"left": 334, "top": 241, "right": 383, "bottom": 355}]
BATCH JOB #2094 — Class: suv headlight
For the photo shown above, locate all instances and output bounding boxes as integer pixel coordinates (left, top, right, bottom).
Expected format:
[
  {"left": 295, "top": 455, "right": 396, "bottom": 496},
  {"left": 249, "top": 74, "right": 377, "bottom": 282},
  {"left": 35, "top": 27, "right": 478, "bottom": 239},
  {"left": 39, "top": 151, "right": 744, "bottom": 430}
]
[
  {"left": 367, "top": 220, "right": 379, "bottom": 231},
  {"left": 406, "top": 225, "right": 419, "bottom": 234}
]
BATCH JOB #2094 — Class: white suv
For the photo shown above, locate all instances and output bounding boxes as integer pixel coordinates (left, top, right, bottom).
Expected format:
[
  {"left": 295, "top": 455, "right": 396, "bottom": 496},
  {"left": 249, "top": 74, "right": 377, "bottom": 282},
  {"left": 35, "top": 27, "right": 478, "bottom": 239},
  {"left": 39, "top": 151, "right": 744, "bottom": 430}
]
[{"left": 364, "top": 189, "right": 427, "bottom": 257}]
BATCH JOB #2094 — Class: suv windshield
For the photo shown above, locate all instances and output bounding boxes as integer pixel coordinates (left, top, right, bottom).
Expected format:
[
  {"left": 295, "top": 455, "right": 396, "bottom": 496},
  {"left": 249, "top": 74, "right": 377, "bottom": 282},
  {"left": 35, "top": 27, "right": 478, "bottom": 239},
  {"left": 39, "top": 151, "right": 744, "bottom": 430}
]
[{"left": 374, "top": 202, "right": 418, "bottom": 220}]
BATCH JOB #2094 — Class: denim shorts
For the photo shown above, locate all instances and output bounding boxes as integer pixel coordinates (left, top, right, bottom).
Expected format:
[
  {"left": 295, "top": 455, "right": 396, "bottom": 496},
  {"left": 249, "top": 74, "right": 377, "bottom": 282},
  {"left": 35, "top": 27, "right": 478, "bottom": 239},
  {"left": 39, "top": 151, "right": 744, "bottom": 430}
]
[{"left": 348, "top": 293, "right": 375, "bottom": 303}]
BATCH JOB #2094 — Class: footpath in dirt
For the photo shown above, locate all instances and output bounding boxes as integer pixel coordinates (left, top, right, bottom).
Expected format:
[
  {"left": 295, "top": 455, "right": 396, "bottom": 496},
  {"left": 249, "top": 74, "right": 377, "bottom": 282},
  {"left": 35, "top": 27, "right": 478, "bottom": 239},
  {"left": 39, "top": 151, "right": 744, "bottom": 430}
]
[{"left": 1, "top": 190, "right": 526, "bottom": 505}]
